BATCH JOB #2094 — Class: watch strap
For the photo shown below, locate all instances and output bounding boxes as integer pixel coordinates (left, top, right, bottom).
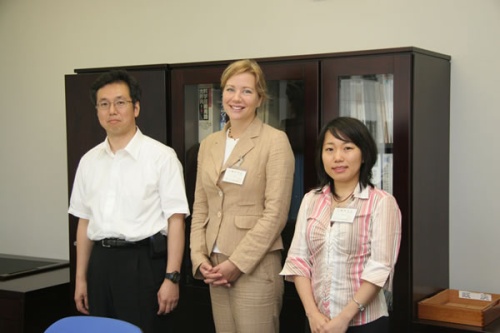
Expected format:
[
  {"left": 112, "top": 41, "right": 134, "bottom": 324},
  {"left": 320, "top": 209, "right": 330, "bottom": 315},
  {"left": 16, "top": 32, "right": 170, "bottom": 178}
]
[
  {"left": 165, "top": 271, "right": 180, "bottom": 283},
  {"left": 353, "top": 297, "right": 366, "bottom": 312}
]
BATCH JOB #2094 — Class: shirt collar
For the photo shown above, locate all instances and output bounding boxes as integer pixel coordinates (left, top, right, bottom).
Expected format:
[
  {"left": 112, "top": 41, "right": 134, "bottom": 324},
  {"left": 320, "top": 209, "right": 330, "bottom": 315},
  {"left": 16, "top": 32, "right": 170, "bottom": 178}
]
[
  {"left": 103, "top": 127, "right": 143, "bottom": 160},
  {"left": 321, "top": 182, "right": 370, "bottom": 199},
  {"left": 355, "top": 184, "right": 370, "bottom": 199}
]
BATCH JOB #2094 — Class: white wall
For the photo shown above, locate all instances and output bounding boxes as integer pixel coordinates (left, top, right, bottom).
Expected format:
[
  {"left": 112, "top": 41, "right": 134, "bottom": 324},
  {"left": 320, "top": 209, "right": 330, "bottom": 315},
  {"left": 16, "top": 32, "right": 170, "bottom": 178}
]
[{"left": 1, "top": 0, "right": 498, "bottom": 293}]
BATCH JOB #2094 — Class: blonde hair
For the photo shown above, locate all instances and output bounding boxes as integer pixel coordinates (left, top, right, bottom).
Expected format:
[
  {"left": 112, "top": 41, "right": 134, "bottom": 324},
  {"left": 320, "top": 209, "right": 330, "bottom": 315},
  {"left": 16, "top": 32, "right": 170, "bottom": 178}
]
[{"left": 220, "top": 59, "right": 269, "bottom": 105}]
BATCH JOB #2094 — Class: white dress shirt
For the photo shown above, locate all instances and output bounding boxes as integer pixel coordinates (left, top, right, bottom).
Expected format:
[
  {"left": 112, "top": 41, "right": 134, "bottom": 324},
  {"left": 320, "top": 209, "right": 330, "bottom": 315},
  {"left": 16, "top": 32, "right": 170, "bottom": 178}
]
[{"left": 69, "top": 128, "right": 190, "bottom": 241}]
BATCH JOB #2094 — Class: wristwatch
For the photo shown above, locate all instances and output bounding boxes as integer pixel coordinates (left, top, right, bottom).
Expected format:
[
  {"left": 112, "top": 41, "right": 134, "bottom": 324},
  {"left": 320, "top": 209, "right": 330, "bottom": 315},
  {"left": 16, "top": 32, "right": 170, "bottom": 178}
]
[
  {"left": 353, "top": 297, "right": 366, "bottom": 312},
  {"left": 165, "top": 271, "right": 181, "bottom": 283}
]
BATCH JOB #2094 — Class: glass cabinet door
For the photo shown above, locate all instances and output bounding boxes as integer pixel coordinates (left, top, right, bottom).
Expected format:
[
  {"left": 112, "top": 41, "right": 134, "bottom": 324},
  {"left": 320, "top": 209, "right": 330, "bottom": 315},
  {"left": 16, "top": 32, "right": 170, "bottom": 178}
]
[
  {"left": 322, "top": 56, "right": 402, "bottom": 196},
  {"left": 170, "top": 62, "right": 319, "bottom": 333},
  {"left": 170, "top": 61, "right": 319, "bottom": 222},
  {"left": 338, "top": 74, "right": 394, "bottom": 194},
  {"left": 184, "top": 79, "right": 307, "bottom": 218}
]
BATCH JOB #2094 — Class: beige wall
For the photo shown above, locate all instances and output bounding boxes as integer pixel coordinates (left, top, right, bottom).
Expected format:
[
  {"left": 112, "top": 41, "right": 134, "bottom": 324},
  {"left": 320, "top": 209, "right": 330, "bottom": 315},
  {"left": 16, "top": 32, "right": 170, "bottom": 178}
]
[{"left": 1, "top": 0, "right": 498, "bottom": 293}]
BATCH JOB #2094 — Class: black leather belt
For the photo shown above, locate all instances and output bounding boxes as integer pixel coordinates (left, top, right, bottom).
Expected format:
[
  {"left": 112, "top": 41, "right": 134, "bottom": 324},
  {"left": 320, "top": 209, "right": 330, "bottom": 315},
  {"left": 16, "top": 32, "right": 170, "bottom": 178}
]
[{"left": 96, "top": 237, "right": 150, "bottom": 248}]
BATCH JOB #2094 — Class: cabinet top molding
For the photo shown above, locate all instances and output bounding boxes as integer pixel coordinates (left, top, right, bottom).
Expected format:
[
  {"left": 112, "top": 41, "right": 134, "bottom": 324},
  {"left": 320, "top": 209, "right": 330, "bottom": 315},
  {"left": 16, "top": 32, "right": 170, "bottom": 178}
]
[{"left": 74, "top": 46, "right": 451, "bottom": 74}]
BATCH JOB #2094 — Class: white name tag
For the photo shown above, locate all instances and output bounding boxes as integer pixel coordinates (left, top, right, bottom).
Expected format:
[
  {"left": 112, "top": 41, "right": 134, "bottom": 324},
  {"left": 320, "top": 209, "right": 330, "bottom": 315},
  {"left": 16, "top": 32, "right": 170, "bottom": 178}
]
[
  {"left": 459, "top": 290, "right": 492, "bottom": 301},
  {"left": 222, "top": 168, "right": 246, "bottom": 185},
  {"left": 331, "top": 208, "right": 357, "bottom": 223}
]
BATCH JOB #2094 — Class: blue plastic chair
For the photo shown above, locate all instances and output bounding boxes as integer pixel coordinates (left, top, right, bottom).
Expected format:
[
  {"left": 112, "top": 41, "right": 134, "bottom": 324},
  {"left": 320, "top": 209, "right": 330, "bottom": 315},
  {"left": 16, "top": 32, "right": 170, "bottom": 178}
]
[{"left": 44, "top": 316, "right": 143, "bottom": 333}]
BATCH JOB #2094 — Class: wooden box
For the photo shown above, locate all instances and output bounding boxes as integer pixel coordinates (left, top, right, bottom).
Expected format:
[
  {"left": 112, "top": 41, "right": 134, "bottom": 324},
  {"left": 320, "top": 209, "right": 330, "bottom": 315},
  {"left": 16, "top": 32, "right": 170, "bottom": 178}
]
[{"left": 418, "top": 289, "right": 500, "bottom": 327}]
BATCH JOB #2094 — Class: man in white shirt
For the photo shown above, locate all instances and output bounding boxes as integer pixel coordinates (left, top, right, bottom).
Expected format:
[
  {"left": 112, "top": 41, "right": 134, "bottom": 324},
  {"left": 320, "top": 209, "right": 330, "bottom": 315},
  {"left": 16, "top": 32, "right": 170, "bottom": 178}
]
[{"left": 69, "top": 70, "right": 189, "bottom": 333}]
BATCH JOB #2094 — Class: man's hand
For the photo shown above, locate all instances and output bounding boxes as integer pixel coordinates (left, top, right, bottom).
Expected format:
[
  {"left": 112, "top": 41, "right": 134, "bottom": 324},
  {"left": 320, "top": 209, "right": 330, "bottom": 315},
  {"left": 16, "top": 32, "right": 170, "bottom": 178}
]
[
  {"left": 74, "top": 278, "right": 89, "bottom": 314},
  {"left": 157, "top": 279, "right": 179, "bottom": 315}
]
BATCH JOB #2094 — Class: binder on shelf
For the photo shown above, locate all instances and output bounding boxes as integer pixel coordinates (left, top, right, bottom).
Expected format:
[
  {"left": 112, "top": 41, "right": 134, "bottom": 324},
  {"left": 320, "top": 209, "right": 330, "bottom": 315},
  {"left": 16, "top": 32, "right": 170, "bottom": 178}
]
[
  {"left": 197, "top": 85, "right": 221, "bottom": 142},
  {"left": 381, "top": 153, "right": 393, "bottom": 194},
  {"left": 340, "top": 75, "right": 394, "bottom": 145},
  {"left": 372, "top": 154, "right": 382, "bottom": 189},
  {"left": 340, "top": 75, "right": 394, "bottom": 195}
]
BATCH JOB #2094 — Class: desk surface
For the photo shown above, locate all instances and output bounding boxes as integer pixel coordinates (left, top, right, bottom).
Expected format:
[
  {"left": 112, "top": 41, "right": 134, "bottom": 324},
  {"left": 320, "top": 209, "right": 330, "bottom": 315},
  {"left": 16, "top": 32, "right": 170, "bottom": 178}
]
[
  {"left": 0, "top": 267, "right": 69, "bottom": 294},
  {"left": 0, "top": 253, "right": 69, "bottom": 281}
]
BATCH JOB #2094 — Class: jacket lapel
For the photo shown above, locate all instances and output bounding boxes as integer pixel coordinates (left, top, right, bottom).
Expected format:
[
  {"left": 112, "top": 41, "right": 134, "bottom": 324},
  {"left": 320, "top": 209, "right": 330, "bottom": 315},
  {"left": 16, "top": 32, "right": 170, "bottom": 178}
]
[
  {"left": 209, "top": 130, "right": 227, "bottom": 177},
  {"left": 222, "top": 117, "right": 263, "bottom": 171}
]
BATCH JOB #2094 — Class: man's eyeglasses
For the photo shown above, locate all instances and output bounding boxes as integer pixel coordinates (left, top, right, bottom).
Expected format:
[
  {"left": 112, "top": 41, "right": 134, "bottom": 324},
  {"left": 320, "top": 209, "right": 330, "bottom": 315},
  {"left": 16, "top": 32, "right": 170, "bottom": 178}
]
[{"left": 96, "top": 100, "right": 133, "bottom": 111}]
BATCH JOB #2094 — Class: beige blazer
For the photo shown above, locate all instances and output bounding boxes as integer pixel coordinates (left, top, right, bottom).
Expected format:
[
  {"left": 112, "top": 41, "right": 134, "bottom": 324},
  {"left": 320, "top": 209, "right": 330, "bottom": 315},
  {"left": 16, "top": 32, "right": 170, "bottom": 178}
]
[{"left": 190, "top": 117, "right": 295, "bottom": 277}]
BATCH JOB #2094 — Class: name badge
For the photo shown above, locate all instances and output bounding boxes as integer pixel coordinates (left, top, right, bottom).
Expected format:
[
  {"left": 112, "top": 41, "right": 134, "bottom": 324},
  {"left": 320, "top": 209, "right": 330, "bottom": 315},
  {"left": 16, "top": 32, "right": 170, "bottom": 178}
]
[
  {"left": 331, "top": 208, "right": 357, "bottom": 223},
  {"left": 222, "top": 168, "right": 246, "bottom": 185}
]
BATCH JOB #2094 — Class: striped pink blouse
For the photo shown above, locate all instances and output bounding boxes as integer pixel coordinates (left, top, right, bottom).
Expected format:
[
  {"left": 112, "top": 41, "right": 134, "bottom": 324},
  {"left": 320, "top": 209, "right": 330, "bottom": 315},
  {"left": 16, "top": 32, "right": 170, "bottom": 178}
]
[{"left": 280, "top": 185, "right": 402, "bottom": 326}]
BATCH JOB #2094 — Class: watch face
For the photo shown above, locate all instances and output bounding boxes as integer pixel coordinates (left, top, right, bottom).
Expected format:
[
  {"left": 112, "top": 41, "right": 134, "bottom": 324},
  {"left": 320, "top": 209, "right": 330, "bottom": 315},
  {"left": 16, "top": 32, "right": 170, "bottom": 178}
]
[{"left": 166, "top": 271, "right": 180, "bottom": 283}]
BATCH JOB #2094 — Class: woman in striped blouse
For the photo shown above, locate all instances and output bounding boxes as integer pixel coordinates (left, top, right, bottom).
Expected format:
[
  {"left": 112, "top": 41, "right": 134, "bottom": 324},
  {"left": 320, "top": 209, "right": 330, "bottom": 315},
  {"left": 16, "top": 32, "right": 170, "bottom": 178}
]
[{"left": 281, "top": 117, "right": 402, "bottom": 333}]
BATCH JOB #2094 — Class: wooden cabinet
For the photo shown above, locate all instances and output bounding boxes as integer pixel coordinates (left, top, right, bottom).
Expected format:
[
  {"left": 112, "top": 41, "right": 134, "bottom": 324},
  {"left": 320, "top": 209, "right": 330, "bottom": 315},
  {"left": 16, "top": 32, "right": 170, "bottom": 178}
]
[
  {"left": 320, "top": 47, "right": 451, "bottom": 332},
  {"left": 64, "top": 47, "right": 452, "bottom": 332}
]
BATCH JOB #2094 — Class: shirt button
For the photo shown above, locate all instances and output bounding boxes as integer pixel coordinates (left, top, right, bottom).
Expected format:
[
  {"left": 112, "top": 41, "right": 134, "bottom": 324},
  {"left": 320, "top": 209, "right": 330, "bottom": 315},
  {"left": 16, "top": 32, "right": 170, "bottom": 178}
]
[
  {"left": 218, "top": 191, "right": 223, "bottom": 197},
  {"left": 217, "top": 211, "right": 222, "bottom": 218}
]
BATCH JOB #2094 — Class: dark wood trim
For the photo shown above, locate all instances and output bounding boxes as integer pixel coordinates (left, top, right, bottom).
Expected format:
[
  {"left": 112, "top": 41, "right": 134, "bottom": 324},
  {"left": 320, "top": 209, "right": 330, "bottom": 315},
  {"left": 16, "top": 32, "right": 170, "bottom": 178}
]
[{"left": 74, "top": 47, "right": 450, "bottom": 74}]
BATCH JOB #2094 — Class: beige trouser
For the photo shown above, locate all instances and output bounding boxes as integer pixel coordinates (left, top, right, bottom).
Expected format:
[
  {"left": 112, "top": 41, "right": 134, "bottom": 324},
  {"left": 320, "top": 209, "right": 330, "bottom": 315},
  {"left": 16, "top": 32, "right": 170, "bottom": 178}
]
[{"left": 209, "top": 251, "right": 284, "bottom": 333}]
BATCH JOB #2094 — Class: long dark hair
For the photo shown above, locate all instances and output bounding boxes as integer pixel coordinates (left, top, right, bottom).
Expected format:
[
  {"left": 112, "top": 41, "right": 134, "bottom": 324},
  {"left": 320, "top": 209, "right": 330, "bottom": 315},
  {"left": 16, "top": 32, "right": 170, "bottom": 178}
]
[{"left": 315, "top": 117, "right": 378, "bottom": 196}]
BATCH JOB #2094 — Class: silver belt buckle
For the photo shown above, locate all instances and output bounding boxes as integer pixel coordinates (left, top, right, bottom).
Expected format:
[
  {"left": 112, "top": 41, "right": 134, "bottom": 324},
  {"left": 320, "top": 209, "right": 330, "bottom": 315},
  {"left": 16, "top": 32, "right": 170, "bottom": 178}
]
[{"left": 101, "top": 240, "right": 111, "bottom": 248}]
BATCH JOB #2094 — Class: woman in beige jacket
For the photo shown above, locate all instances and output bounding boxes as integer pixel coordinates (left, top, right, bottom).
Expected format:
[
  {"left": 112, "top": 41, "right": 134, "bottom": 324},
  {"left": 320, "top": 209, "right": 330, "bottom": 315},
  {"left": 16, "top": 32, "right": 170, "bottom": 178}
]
[{"left": 190, "top": 59, "right": 295, "bottom": 333}]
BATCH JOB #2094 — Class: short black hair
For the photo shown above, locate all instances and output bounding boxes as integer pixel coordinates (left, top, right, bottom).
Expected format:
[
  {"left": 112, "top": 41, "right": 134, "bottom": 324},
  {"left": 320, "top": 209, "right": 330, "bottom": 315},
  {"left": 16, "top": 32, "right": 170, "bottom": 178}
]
[
  {"left": 315, "top": 117, "right": 378, "bottom": 195},
  {"left": 89, "top": 70, "right": 141, "bottom": 106}
]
